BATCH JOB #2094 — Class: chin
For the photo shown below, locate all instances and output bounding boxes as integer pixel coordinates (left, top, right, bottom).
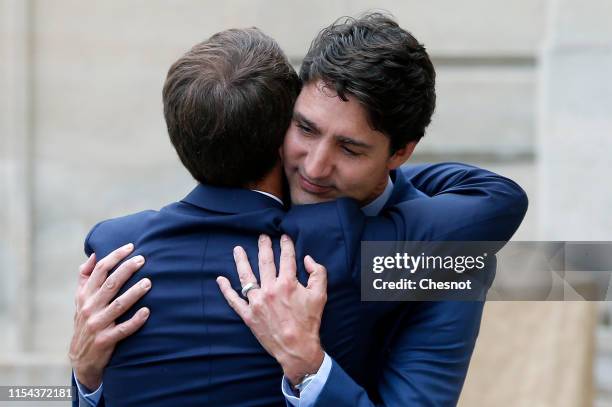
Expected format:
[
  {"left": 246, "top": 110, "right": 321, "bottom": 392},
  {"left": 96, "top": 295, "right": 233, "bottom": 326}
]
[{"left": 290, "top": 189, "right": 332, "bottom": 205}]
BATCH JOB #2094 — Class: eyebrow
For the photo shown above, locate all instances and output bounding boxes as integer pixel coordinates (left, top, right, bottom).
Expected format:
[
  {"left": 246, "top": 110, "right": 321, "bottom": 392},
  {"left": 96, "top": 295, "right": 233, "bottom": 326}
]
[
  {"left": 293, "top": 112, "right": 321, "bottom": 135},
  {"left": 335, "top": 136, "right": 372, "bottom": 149},
  {"left": 293, "top": 111, "right": 373, "bottom": 150}
]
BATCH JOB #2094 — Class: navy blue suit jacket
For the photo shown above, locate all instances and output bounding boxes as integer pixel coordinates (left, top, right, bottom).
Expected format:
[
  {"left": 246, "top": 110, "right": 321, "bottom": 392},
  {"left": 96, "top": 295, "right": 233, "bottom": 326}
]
[
  {"left": 283, "top": 163, "right": 526, "bottom": 406},
  {"left": 75, "top": 163, "right": 527, "bottom": 406}
]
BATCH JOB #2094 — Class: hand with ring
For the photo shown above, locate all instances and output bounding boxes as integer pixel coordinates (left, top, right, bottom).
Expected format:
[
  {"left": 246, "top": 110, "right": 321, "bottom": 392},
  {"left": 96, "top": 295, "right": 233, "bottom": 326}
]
[
  {"left": 241, "top": 282, "right": 260, "bottom": 298},
  {"left": 216, "top": 234, "right": 328, "bottom": 386}
]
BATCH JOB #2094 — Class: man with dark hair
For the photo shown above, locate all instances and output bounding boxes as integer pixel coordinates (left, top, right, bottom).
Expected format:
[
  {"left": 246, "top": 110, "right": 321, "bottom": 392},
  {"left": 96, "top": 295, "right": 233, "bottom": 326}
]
[
  {"left": 300, "top": 13, "right": 435, "bottom": 150},
  {"left": 219, "top": 14, "right": 523, "bottom": 406},
  {"left": 163, "top": 27, "right": 300, "bottom": 187},
  {"left": 283, "top": 13, "right": 435, "bottom": 207},
  {"left": 70, "top": 14, "right": 527, "bottom": 407},
  {"left": 71, "top": 27, "right": 306, "bottom": 406}
]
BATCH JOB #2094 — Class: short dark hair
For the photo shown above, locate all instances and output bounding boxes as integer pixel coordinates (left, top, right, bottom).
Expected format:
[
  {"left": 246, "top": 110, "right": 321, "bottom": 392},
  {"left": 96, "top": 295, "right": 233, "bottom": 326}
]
[
  {"left": 163, "top": 28, "right": 300, "bottom": 187},
  {"left": 300, "top": 13, "right": 436, "bottom": 153}
]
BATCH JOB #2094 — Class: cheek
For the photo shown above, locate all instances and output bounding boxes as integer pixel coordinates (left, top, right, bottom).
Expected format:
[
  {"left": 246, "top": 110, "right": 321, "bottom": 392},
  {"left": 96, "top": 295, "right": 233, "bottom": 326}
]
[
  {"left": 338, "top": 160, "right": 384, "bottom": 191},
  {"left": 284, "top": 132, "right": 308, "bottom": 163},
  {"left": 282, "top": 132, "right": 302, "bottom": 169}
]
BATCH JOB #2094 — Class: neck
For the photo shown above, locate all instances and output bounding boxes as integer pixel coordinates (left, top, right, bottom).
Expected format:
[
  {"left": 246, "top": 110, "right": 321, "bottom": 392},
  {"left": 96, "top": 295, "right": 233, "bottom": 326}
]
[
  {"left": 361, "top": 173, "right": 390, "bottom": 206},
  {"left": 361, "top": 174, "right": 393, "bottom": 216},
  {"left": 247, "top": 161, "right": 284, "bottom": 201}
]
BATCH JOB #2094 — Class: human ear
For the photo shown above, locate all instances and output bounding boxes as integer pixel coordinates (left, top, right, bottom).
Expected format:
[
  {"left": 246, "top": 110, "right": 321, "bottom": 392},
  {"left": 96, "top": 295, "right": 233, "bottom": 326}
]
[{"left": 387, "top": 141, "right": 418, "bottom": 170}]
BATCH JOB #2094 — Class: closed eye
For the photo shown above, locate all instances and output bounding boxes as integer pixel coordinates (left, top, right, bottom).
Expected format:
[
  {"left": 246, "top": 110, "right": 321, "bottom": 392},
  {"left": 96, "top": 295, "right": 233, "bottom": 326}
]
[
  {"left": 341, "top": 145, "right": 360, "bottom": 157},
  {"left": 297, "top": 123, "right": 314, "bottom": 135}
]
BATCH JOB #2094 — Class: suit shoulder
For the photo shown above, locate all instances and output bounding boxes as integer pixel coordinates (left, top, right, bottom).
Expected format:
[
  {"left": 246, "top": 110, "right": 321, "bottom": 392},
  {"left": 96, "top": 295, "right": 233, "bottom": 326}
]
[{"left": 84, "top": 209, "right": 158, "bottom": 257}]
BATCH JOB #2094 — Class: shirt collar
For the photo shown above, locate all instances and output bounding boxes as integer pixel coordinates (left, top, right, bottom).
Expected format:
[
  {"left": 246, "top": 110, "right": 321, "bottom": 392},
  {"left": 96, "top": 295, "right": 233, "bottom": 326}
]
[
  {"left": 252, "top": 190, "right": 284, "bottom": 205},
  {"left": 361, "top": 176, "right": 394, "bottom": 216},
  {"left": 181, "top": 184, "right": 284, "bottom": 214}
]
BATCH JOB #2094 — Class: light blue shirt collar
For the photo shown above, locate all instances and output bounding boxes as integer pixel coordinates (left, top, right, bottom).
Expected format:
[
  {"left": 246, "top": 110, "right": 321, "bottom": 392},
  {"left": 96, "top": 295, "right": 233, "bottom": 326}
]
[{"left": 361, "top": 176, "right": 394, "bottom": 216}]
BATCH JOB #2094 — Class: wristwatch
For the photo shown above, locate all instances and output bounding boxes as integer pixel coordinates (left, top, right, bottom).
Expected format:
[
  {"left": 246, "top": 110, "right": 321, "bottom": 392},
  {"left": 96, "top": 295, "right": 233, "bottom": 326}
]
[{"left": 294, "top": 373, "right": 316, "bottom": 393}]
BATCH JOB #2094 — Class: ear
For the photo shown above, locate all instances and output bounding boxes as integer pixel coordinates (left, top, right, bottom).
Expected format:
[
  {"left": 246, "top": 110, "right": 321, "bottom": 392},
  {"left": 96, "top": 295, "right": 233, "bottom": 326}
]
[{"left": 387, "top": 141, "right": 418, "bottom": 170}]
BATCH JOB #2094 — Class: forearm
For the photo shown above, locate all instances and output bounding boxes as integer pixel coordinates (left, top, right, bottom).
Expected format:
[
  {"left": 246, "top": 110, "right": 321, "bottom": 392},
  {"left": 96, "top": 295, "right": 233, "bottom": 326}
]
[
  {"left": 314, "top": 304, "right": 484, "bottom": 407},
  {"left": 400, "top": 162, "right": 528, "bottom": 241},
  {"left": 282, "top": 353, "right": 333, "bottom": 407},
  {"left": 279, "top": 343, "right": 326, "bottom": 386},
  {"left": 72, "top": 372, "right": 103, "bottom": 407}
]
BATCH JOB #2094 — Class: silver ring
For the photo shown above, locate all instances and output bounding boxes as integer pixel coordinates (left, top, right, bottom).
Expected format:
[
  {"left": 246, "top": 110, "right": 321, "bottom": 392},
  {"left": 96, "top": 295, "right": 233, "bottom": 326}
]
[{"left": 241, "top": 282, "right": 260, "bottom": 297}]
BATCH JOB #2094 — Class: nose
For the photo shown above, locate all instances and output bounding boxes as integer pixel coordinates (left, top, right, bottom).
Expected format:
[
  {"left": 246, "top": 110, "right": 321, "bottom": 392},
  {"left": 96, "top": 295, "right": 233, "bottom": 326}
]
[{"left": 303, "top": 141, "right": 333, "bottom": 181}]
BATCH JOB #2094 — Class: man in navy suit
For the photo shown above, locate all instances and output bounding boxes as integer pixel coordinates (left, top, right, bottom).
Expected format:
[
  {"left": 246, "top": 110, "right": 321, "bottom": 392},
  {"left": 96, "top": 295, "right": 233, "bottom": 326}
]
[
  {"left": 70, "top": 15, "right": 527, "bottom": 407},
  {"left": 214, "top": 15, "right": 526, "bottom": 406}
]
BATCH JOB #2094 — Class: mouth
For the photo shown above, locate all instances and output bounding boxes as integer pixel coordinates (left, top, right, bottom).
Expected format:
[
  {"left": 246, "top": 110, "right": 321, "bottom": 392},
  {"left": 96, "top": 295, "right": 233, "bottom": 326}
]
[{"left": 297, "top": 173, "right": 334, "bottom": 195}]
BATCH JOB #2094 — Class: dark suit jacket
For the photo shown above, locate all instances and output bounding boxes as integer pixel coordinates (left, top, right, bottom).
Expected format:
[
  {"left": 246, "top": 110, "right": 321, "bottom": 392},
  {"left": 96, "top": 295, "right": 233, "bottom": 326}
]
[
  {"left": 74, "top": 163, "right": 527, "bottom": 406},
  {"left": 295, "top": 163, "right": 527, "bottom": 406}
]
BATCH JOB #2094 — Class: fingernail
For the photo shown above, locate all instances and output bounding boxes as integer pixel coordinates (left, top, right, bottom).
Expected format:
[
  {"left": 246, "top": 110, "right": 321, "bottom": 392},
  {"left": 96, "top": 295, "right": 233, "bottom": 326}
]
[
  {"left": 124, "top": 243, "right": 134, "bottom": 251},
  {"left": 281, "top": 234, "right": 289, "bottom": 242},
  {"left": 259, "top": 234, "right": 266, "bottom": 242},
  {"left": 141, "top": 278, "right": 151, "bottom": 289},
  {"left": 133, "top": 255, "right": 145, "bottom": 265},
  {"left": 141, "top": 307, "right": 150, "bottom": 318},
  {"left": 305, "top": 255, "right": 313, "bottom": 263},
  {"left": 233, "top": 246, "right": 241, "bottom": 257}
]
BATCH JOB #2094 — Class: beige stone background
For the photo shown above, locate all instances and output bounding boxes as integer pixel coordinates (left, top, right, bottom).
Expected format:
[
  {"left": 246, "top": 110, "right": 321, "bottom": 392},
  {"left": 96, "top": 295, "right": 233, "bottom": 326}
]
[{"left": 1, "top": 0, "right": 611, "bottom": 406}]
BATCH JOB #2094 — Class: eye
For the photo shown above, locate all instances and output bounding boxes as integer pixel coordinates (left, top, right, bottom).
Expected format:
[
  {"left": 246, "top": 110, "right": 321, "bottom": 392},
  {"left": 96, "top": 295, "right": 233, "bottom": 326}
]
[
  {"left": 341, "top": 146, "right": 360, "bottom": 157},
  {"left": 296, "top": 123, "right": 313, "bottom": 135}
]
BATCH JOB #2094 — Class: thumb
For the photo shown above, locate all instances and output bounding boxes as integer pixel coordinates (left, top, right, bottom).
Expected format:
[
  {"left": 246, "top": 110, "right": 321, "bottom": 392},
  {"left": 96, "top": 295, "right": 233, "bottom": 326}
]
[{"left": 305, "top": 255, "right": 327, "bottom": 292}]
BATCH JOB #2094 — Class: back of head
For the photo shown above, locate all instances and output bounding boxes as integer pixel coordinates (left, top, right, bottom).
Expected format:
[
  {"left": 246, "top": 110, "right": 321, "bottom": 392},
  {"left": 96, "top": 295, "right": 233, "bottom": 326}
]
[
  {"left": 300, "top": 13, "right": 436, "bottom": 153},
  {"left": 163, "top": 28, "right": 300, "bottom": 187}
]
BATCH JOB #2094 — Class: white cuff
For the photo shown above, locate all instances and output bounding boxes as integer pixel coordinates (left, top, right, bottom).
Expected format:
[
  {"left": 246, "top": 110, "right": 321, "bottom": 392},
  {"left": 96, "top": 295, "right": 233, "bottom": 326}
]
[
  {"left": 281, "top": 353, "right": 332, "bottom": 407},
  {"left": 73, "top": 371, "right": 103, "bottom": 407}
]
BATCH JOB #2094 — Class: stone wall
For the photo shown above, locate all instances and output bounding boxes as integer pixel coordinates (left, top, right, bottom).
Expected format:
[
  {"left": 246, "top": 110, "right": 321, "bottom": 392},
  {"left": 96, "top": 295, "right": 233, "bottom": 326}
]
[{"left": 1, "top": 0, "right": 610, "bottom": 404}]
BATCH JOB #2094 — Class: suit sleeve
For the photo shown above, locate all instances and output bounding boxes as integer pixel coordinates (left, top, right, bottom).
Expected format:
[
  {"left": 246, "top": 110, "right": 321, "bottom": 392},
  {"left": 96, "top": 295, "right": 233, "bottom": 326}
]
[
  {"left": 315, "top": 301, "right": 484, "bottom": 407},
  {"left": 312, "top": 163, "right": 527, "bottom": 406},
  {"left": 378, "top": 162, "right": 528, "bottom": 242}
]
